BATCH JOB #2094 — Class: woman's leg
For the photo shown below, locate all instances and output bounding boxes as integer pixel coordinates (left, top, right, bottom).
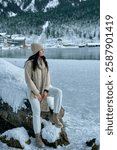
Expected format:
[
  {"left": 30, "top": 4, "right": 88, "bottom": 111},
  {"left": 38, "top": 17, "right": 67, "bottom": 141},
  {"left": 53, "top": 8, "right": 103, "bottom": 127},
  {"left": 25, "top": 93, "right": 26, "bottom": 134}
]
[
  {"left": 48, "top": 86, "right": 63, "bottom": 128},
  {"left": 29, "top": 98, "right": 45, "bottom": 147},
  {"left": 29, "top": 98, "right": 41, "bottom": 134},
  {"left": 49, "top": 86, "right": 62, "bottom": 113}
]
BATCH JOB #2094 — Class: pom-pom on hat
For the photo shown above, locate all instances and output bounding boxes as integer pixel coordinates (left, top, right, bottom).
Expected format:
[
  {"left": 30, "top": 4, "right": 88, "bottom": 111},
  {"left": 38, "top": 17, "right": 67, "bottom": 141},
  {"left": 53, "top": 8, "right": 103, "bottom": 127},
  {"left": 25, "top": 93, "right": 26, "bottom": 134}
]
[{"left": 31, "top": 43, "right": 43, "bottom": 55}]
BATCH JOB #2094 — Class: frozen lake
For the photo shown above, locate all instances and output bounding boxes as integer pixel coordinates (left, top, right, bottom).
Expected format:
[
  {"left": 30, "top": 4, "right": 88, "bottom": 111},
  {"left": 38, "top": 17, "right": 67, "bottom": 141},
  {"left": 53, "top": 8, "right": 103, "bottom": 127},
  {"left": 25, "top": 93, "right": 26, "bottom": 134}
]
[
  {"left": 0, "top": 58, "right": 100, "bottom": 150},
  {"left": 0, "top": 47, "right": 100, "bottom": 60}
]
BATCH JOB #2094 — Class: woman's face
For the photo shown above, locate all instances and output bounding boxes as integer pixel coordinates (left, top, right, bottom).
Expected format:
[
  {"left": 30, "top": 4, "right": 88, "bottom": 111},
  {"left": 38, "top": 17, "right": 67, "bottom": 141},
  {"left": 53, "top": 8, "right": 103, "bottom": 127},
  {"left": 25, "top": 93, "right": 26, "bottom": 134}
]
[{"left": 39, "top": 48, "right": 44, "bottom": 57}]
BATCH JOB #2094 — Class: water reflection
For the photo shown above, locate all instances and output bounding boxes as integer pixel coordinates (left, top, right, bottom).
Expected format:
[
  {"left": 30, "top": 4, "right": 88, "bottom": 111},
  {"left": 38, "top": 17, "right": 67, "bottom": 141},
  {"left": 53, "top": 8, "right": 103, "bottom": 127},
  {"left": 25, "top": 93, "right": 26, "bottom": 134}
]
[{"left": 0, "top": 47, "right": 100, "bottom": 59}]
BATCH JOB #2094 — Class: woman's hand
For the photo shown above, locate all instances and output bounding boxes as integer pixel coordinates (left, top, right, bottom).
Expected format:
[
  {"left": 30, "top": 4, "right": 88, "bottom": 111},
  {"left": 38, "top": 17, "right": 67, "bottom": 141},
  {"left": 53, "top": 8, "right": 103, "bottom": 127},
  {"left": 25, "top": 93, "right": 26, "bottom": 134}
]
[
  {"left": 37, "top": 94, "right": 43, "bottom": 102},
  {"left": 42, "top": 91, "right": 48, "bottom": 100}
]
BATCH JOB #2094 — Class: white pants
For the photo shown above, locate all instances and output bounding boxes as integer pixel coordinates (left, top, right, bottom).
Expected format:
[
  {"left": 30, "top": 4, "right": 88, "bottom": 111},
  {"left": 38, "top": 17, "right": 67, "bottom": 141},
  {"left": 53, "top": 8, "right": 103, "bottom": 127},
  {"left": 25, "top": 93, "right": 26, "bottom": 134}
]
[{"left": 29, "top": 86, "right": 62, "bottom": 134}]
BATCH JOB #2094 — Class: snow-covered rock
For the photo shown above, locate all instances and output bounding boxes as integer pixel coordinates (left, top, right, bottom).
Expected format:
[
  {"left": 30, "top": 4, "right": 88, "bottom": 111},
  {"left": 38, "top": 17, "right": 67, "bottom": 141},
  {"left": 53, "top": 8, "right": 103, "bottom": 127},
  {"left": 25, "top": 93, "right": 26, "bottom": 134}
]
[
  {"left": 0, "top": 98, "right": 69, "bottom": 148},
  {"left": 42, "top": 119, "right": 61, "bottom": 143},
  {"left": 0, "top": 127, "right": 31, "bottom": 149},
  {"left": 0, "top": 58, "right": 27, "bottom": 112}
]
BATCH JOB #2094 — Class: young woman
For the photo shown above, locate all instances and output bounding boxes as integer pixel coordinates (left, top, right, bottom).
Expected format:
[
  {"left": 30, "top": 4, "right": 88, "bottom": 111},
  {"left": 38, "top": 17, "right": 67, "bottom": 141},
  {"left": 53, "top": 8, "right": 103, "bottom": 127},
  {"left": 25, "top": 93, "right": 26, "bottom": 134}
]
[{"left": 24, "top": 43, "right": 63, "bottom": 148}]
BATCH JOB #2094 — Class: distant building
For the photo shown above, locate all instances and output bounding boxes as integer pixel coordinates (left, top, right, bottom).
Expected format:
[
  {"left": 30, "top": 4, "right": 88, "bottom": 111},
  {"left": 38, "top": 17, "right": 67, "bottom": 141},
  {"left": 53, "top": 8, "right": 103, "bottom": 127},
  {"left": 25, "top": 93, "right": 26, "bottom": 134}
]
[
  {"left": 0, "top": 33, "right": 6, "bottom": 43},
  {"left": 86, "top": 43, "right": 100, "bottom": 47},
  {"left": 0, "top": 33, "right": 26, "bottom": 47},
  {"left": 7, "top": 37, "right": 26, "bottom": 47},
  {"left": 57, "top": 38, "right": 63, "bottom": 46},
  {"left": 0, "top": 36, "right": 4, "bottom": 43}
]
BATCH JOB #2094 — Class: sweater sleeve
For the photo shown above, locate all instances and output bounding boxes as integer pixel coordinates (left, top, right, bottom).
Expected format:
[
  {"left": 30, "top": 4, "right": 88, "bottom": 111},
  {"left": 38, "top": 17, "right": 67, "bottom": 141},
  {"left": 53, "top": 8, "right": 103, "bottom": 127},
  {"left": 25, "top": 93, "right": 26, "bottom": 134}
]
[
  {"left": 24, "top": 61, "right": 40, "bottom": 96},
  {"left": 44, "top": 71, "right": 51, "bottom": 91}
]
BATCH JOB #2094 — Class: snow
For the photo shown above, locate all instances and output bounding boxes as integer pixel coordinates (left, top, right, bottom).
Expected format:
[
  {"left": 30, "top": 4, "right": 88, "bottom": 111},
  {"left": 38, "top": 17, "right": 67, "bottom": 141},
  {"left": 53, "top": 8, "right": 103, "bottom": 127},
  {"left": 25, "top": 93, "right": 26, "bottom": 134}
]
[
  {"left": 38, "top": 21, "right": 49, "bottom": 43},
  {"left": 0, "top": 122, "right": 61, "bottom": 149},
  {"left": 42, "top": 21, "right": 49, "bottom": 32},
  {"left": 24, "top": 0, "right": 37, "bottom": 12},
  {"left": 0, "top": 1, "right": 8, "bottom": 7},
  {"left": 87, "top": 43, "right": 100, "bottom": 47},
  {"left": 0, "top": 32, "right": 6, "bottom": 36},
  {"left": 79, "top": 0, "right": 87, "bottom": 2},
  {"left": 42, "top": 119, "right": 61, "bottom": 143},
  {"left": 12, "top": 37, "right": 26, "bottom": 41},
  {"left": 0, "top": 58, "right": 100, "bottom": 150},
  {"left": 72, "top": 3, "right": 75, "bottom": 6},
  {"left": 1, "top": 127, "right": 30, "bottom": 149},
  {"left": 8, "top": 11, "right": 17, "bottom": 17},
  {"left": 12, "top": 37, "right": 25, "bottom": 40},
  {"left": 15, "top": 0, "right": 24, "bottom": 10},
  {"left": 0, "top": 58, "right": 27, "bottom": 112},
  {"left": 44, "top": 0, "right": 59, "bottom": 12},
  {"left": 1, "top": 46, "right": 20, "bottom": 51},
  {"left": 3, "top": 1, "right": 8, "bottom": 7}
]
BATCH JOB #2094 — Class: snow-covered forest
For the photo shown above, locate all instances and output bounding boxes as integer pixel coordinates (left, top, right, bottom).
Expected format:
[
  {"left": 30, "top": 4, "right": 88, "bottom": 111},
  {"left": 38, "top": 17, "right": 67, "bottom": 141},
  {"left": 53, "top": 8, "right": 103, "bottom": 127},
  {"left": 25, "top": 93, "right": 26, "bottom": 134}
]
[{"left": 0, "top": 0, "right": 100, "bottom": 43}]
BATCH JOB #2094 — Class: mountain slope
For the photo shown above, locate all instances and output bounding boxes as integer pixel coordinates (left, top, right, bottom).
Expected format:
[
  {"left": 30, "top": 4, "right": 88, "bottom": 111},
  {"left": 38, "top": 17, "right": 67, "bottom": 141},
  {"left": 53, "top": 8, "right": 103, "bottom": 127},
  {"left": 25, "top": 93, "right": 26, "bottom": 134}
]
[{"left": 0, "top": 0, "right": 100, "bottom": 43}]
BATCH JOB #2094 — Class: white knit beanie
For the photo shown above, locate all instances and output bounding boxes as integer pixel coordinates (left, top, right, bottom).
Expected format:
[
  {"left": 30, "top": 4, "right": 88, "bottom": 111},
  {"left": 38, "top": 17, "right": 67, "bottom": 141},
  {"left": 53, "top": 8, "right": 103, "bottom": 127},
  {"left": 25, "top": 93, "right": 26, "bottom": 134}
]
[{"left": 31, "top": 43, "right": 43, "bottom": 55}]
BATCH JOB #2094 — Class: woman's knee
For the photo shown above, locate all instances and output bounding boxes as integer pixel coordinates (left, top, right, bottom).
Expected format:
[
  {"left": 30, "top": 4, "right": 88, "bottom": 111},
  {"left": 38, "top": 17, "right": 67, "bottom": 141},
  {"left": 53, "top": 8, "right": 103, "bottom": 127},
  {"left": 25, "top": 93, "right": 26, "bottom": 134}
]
[
  {"left": 55, "top": 88, "right": 62, "bottom": 97},
  {"left": 49, "top": 86, "right": 62, "bottom": 97},
  {"left": 57, "top": 88, "right": 62, "bottom": 96}
]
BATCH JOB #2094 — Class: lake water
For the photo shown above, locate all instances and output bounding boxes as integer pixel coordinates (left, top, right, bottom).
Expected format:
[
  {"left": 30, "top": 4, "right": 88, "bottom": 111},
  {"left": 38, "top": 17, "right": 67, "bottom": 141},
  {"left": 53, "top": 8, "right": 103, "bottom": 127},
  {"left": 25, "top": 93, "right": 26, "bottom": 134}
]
[{"left": 0, "top": 47, "right": 100, "bottom": 60}]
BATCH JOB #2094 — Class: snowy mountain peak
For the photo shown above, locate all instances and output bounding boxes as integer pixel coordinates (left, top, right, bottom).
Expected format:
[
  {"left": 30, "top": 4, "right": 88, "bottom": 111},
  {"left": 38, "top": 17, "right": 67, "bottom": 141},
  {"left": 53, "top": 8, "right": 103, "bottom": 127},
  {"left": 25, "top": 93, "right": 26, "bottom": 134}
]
[
  {"left": 0, "top": 0, "right": 37, "bottom": 15},
  {"left": 0, "top": 0, "right": 60, "bottom": 14},
  {"left": 0, "top": 0, "right": 90, "bottom": 16},
  {"left": 24, "top": 0, "right": 37, "bottom": 12},
  {"left": 44, "top": 0, "right": 59, "bottom": 12}
]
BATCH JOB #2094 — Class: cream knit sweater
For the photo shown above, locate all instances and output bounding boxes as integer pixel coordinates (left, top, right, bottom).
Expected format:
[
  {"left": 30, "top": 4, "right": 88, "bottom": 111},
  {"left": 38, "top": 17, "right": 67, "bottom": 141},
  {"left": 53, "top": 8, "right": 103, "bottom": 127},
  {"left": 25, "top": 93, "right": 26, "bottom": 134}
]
[{"left": 25, "top": 59, "right": 50, "bottom": 98}]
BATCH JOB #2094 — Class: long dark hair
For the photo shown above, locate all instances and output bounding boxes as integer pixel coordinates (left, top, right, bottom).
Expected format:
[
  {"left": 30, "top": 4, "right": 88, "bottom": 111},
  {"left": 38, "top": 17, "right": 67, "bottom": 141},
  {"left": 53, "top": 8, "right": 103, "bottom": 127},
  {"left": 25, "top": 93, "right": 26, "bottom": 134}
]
[{"left": 25, "top": 52, "right": 49, "bottom": 71}]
